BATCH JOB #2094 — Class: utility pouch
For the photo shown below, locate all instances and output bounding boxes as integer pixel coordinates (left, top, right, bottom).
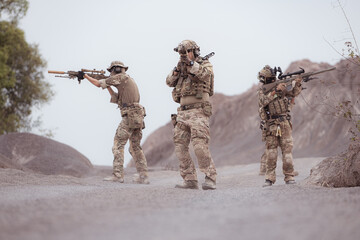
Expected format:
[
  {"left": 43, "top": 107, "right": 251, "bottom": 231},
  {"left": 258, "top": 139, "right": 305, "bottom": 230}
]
[
  {"left": 127, "top": 108, "right": 144, "bottom": 129},
  {"left": 262, "top": 130, "right": 266, "bottom": 142},
  {"left": 172, "top": 88, "right": 180, "bottom": 103},
  {"left": 268, "top": 124, "right": 278, "bottom": 136}
]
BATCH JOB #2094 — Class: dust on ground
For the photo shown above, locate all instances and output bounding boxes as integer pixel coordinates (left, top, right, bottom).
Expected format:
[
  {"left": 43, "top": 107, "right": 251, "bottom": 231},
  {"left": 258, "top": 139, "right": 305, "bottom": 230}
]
[{"left": 0, "top": 157, "right": 359, "bottom": 240}]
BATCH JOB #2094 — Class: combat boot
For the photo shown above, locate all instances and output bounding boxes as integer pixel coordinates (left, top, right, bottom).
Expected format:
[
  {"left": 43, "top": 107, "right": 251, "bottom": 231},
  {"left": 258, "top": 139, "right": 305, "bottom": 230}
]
[
  {"left": 103, "top": 174, "right": 124, "bottom": 183},
  {"left": 132, "top": 174, "right": 150, "bottom": 184},
  {"left": 175, "top": 180, "right": 199, "bottom": 189},
  {"left": 202, "top": 177, "right": 216, "bottom": 190},
  {"left": 286, "top": 180, "right": 296, "bottom": 185},
  {"left": 263, "top": 179, "right": 273, "bottom": 187}
]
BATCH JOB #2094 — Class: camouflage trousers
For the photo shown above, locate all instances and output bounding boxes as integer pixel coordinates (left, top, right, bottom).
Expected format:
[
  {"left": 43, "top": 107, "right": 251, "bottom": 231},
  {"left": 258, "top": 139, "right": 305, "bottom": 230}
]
[
  {"left": 112, "top": 116, "right": 148, "bottom": 178},
  {"left": 173, "top": 108, "right": 217, "bottom": 182},
  {"left": 265, "top": 120, "right": 295, "bottom": 183},
  {"left": 259, "top": 151, "right": 267, "bottom": 174}
]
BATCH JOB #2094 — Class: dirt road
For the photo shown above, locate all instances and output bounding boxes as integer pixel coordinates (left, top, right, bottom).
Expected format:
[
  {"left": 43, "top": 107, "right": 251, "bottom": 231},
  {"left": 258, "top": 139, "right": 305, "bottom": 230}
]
[{"left": 1, "top": 157, "right": 359, "bottom": 240}]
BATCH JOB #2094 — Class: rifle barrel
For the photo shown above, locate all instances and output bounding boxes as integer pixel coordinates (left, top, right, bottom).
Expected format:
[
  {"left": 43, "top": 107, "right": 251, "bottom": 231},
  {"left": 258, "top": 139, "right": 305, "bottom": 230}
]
[{"left": 310, "top": 67, "right": 336, "bottom": 75}]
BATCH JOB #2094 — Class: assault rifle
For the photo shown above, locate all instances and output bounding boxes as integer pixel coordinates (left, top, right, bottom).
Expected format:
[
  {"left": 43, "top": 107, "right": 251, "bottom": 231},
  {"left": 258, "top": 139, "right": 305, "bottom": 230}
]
[
  {"left": 202, "top": 52, "right": 215, "bottom": 60},
  {"left": 48, "top": 69, "right": 107, "bottom": 84},
  {"left": 262, "top": 66, "right": 336, "bottom": 94}
]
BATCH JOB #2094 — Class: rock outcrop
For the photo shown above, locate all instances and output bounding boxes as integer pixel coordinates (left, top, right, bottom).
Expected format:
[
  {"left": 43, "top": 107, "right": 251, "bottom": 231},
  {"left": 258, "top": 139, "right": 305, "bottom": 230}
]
[{"left": 0, "top": 133, "right": 93, "bottom": 177}]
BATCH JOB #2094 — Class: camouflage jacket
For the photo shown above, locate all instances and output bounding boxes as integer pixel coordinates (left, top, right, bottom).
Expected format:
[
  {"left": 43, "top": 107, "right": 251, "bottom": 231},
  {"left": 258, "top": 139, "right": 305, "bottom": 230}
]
[{"left": 166, "top": 57, "right": 214, "bottom": 103}]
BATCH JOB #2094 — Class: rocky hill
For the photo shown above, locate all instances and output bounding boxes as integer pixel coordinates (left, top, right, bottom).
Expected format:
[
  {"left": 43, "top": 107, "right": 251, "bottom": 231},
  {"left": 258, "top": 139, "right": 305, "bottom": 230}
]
[
  {"left": 0, "top": 133, "right": 93, "bottom": 177},
  {"left": 138, "top": 59, "right": 359, "bottom": 169}
]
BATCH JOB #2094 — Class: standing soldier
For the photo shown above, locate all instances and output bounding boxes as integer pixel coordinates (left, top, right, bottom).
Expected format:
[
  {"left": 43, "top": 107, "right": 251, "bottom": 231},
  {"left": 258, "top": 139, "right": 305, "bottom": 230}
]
[
  {"left": 84, "top": 61, "right": 149, "bottom": 184},
  {"left": 257, "top": 65, "right": 302, "bottom": 187},
  {"left": 166, "top": 40, "right": 217, "bottom": 190}
]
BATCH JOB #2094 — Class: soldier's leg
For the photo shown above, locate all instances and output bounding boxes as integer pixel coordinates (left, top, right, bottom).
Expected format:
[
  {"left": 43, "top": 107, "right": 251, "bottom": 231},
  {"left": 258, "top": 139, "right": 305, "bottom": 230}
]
[
  {"left": 265, "top": 135, "right": 279, "bottom": 183},
  {"left": 191, "top": 122, "right": 217, "bottom": 184},
  {"left": 129, "top": 128, "right": 148, "bottom": 178},
  {"left": 112, "top": 121, "right": 130, "bottom": 178},
  {"left": 174, "top": 123, "right": 198, "bottom": 182},
  {"left": 279, "top": 122, "right": 295, "bottom": 182},
  {"left": 259, "top": 150, "right": 267, "bottom": 175}
]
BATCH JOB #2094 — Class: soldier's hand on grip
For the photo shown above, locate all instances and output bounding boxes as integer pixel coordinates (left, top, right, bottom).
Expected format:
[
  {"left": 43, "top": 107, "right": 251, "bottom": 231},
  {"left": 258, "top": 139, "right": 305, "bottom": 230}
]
[
  {"left": 295, "top": 76, "right": 302, "bottom": 83},
  {"left": 276, "top": 83, "right": 286, "bottom": 92}
]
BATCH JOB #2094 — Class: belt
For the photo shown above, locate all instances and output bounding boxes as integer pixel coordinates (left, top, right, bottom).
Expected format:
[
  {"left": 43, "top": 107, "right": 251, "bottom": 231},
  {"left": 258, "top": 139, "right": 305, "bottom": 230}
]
[
  {"left": 121, "top": 102, "right": 142, "bottom": 110},
  {"left": 122, "top": 103, "right": 135, "bottom": 108},
  {"left": 270, "top": 114, "right": 291, "bottom": 121},
  {"left": 179, "top": 102, "right": 209, "bottom": 111}
]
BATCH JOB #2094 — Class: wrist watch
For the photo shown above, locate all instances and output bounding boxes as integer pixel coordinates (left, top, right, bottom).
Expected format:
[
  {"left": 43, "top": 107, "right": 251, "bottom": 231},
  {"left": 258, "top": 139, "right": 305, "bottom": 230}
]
[{"left": 189, "top": 61, "right": 194, "bottom": 66}]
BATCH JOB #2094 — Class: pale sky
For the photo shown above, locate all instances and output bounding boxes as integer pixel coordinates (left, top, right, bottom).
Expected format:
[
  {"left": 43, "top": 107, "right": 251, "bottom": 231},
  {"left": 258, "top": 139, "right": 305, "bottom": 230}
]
[{"left": 18, "top": 0, "right": 360, "bottom": 166}]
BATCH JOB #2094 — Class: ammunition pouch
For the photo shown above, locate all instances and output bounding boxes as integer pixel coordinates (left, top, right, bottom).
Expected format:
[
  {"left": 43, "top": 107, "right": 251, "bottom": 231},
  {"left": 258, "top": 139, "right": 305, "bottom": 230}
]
[
  {"left": 172, "top": 88, "right": 180, "bottom": 103},
  {"left": 172, "top": 60, "right": 213, "bottom": 102},
  {"left": 268, "top": 97, "right": 289, "bottom": 116}
]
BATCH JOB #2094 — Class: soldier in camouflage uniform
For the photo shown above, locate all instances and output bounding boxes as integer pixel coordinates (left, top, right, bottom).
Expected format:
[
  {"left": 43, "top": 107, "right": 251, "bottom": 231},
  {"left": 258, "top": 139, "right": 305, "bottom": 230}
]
[
  {"left": 257, "top": 65, "right": 302, "bottom": 186},
  {"left": 84, "top": 61, "right": 149, "bottom": 184},
  {"left": 166, "top": 40, "right": 217, "bottom": 190}
]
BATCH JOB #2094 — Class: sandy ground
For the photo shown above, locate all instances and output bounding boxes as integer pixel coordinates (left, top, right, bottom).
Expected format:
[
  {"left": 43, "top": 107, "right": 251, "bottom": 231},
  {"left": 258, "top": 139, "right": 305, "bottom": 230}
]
[{"left": 1, "top": 157, "right": 359, "bottom": 240}]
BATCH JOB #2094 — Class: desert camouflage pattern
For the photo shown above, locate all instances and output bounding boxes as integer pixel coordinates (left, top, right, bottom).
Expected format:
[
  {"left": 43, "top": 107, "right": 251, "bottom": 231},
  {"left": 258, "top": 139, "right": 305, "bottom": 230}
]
[
  {"left": 259, "top": 151, "right": 267, "bottom": 175},
  {"left": 257, "top": 65, "right": 275, "bottom": 81},
  {"left": 258, "top": 80, "right": 302, "bottom": 183},
  {"left": 101, "top": 71, "right": 148, "bottom": 179},
  {"left": 112, "top": 116, "right": 148, "bottom": 178},
  {"left": 264, "top": 120, "right": 294, "bottom": 182},
  {"left": 166, "top": 57, "right": 214, "bottom": 102},
  {"left": 167, "top": 40, "right": 217, "bottom": 185},
  {"left": 173, "top": 108, "right": 217, "bottom": 182},
  {"left": 175, "top": 40, "right": 200, "bottom": 53},
  {"left": 107, "top": 60, "right": 128, "bottom": 72}
]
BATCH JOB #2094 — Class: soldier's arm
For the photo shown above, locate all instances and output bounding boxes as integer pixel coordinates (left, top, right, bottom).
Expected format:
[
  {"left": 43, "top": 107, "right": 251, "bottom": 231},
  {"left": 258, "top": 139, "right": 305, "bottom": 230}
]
[
  {"left": 166, "top": 68, "right": 180, "bottom": 87},
  {"left": 291, "top": 76, "right": 302, "bottom": 97},
  {"left": 188, "top": 61, "right": 213, "bottom": 83},
  {"left": 84, "top": 74, "right": 101, "bottom": 88},
  {"left": 97, "top": 75, "right": 122, "bottom": 90}
]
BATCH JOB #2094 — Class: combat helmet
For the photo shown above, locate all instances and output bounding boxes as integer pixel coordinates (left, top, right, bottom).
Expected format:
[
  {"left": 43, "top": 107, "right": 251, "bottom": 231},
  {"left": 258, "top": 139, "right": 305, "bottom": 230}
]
[
  {"left": 258, "top": 65, "right": 276, "bottom": 84},
  {"left": 174, "top": 40, "right": 200, "bottom": 57},
  {"left": 107, "top": 61, "right": 128, "bottom": 72}
]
